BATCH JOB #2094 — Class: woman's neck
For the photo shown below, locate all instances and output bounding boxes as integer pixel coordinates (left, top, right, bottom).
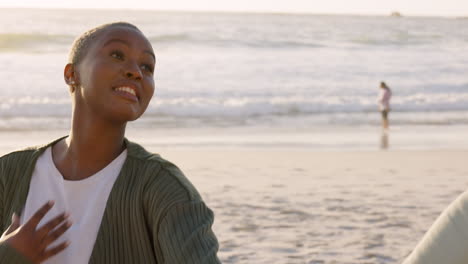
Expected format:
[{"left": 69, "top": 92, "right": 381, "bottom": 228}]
[{"left": 52, "top": 111, "right": 127, "bottom": 181}]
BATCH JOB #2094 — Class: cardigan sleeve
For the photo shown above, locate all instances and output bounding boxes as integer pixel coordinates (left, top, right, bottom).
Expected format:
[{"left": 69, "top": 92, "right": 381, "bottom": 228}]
[
  {"left": 403, "top": 190, "right": 468, "bottom": 264},
  {"left": 0, "top": 156, "right": 34, "bottom": 264},
  {"left": 157, "top": 201, "right": 221, "bottom": 264},
  {"left": 0, "top": 243, "right": 34, "bottom": 264}
]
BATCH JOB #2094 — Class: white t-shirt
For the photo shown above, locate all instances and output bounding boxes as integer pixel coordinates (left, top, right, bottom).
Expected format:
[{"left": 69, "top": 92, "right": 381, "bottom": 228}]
[{"left": 20, "top": 146, "right": 127, "bottom": 264}]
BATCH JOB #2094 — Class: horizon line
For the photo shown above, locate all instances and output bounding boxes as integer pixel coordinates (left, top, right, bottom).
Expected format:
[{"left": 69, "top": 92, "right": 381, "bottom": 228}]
[{"left": 0, "top": 6, "right": 466, "bottom": 18}]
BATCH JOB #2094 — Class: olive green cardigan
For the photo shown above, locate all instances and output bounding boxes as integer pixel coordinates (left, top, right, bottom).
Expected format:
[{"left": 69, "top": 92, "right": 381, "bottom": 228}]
[{"left": 0, "top": 137, "right": 220, "bottom": 263}]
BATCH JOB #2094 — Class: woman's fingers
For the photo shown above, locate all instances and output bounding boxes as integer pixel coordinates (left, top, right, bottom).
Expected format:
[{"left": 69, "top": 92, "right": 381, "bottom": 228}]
[
  {"left": 41, "top": 241, "right": 70, "bottom": 261},
  {"left": 42, "top": 220, "right": 72, "bottom": 245},
  {"left": 0, "top": 201, "right": 72, "bottom": 263},
  {"left": 36, "top": 212, "right": 69, "bottom": 238},
  {"left": 24, "top": 201, "right": 54, "bottom": 230}
]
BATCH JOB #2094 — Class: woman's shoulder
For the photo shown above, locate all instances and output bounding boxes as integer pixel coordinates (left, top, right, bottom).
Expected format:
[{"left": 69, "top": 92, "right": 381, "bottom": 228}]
[
  {"left": 125, "top": 139, "right": 202, "bottom": 202},
  {"left": 0, "top": 145, "right": 46, "bottom": 188},
  {"left": 0, "top": 146, "right": 40, "bottom": 168},
  {"left": 447, "top": 190, "right": 468, "bottom": 214},
  {"left": 0, "top": 136, "right": 64, "bottom": 164},
  {"left": 403, "top": 190, "right": 468, "bottom": 264}
]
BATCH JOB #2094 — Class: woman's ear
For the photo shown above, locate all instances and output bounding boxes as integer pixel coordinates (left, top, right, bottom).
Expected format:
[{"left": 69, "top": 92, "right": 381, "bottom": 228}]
[{"left": 64, "top": 63, "right": 78, "bottom": 93}]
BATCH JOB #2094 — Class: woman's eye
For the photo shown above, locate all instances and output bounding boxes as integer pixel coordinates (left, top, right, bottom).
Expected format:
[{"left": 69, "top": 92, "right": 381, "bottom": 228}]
[
  {"left": 141, "top": 64, "right": 154, "bottom": 73},
  {"left": 110, "top": 51, "right": 124, "bottom": 60}
]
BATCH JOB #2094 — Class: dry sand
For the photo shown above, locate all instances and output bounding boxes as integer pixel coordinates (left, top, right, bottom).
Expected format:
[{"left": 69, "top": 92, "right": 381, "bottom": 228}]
[{"left": 158, "top": 148, "right": 467, "bottom": 264}]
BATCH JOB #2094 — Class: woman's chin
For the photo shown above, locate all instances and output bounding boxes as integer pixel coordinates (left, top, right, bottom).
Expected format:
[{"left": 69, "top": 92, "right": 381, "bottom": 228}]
[{"left": 107, "top": 107, "right": 143, "bottom": 124}]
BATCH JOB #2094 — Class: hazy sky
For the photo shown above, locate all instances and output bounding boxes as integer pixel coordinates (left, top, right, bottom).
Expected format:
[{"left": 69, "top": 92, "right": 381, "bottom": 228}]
[{"left": 1, "top": 0, "right": 467, "bottom": 16}]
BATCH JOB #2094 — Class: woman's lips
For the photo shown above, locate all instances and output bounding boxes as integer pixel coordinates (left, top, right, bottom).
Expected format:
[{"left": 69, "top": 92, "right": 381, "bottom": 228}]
[{"left": 114, "top": 86, "right": 139, "bottom": 102}]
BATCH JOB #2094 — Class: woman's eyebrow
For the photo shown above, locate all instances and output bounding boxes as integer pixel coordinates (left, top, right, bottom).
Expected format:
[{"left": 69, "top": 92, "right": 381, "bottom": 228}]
[
  {"left": 145, "top": 51, "right": 156, "bottom": 62},
  {"left": 104, "top": 38, "right": 155, "bottom": 62}
]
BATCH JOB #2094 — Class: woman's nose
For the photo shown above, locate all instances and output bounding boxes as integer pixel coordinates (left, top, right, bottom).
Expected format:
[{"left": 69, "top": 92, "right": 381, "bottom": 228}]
[{"left": 124, "top": 63, "right": 142, "bottom": 80}]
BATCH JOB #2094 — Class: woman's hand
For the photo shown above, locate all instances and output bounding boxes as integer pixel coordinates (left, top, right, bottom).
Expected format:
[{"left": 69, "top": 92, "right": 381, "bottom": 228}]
[{"left": 0, "top": 201, "right": 72, "bottom": 263}]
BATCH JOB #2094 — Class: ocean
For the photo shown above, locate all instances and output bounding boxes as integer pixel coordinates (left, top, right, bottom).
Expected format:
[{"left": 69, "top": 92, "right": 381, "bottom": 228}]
[{"left": 0, "top": 8, "right": 467, "bottom": 149}]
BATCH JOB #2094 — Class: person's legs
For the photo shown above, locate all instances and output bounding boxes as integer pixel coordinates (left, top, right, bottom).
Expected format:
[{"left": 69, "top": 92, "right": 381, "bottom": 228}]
[{"left": 381, "top": 110, "right": 389, "bottom": 130}]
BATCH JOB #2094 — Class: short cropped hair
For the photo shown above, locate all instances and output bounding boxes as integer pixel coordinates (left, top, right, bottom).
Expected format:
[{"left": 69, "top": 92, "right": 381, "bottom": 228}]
[{"left": 68, "top": 22, "right": 141, "bottom": 65}]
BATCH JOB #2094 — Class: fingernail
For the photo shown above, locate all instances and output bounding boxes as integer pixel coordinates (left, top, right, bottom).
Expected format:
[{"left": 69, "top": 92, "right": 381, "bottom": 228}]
[
  {"left": 48, "top": 200, "right": 55, "bottom": 206},
  {"left": 65, "top": 241, "right": 71, "bottom": 246},
  {"left": 66, "top": 220, "right": 72, "bottom": 227},
  {"left": 64, "top": 212, "right": 70, "bottom": 218}
]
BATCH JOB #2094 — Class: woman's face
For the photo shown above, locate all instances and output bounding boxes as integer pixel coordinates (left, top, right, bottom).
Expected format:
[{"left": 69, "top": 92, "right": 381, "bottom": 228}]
[{"left": 72, "top": 26, "right": 156, "bottom": 123}]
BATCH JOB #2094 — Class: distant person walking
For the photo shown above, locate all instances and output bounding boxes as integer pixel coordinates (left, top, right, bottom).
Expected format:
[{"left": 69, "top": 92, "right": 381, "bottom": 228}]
[{"left": 378, "top": 81, "right": 392, "bottom": 130}]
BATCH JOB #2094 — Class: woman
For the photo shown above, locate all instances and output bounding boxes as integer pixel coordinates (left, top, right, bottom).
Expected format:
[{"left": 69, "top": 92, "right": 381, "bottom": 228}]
[
  {"left": 0, "top": 22, "right": 220, "bottom": 264},
  {"left": 378, "top": 81, "right": 392, "bottom": 130}
]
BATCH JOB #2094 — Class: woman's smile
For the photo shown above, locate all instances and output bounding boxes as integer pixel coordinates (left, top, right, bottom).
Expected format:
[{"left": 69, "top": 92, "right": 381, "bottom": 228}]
[{"left": 113, "top": 85, "right": 139, "bottom": 102}]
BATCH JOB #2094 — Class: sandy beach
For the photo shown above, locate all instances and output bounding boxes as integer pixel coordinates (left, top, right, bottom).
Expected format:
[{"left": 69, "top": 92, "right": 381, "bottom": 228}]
[
  {"left": 160, "top": 148, "right": 467, "bottom": 263},
  {"left": 1, "top": 130, "right": 466, "bottom": 264}
]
